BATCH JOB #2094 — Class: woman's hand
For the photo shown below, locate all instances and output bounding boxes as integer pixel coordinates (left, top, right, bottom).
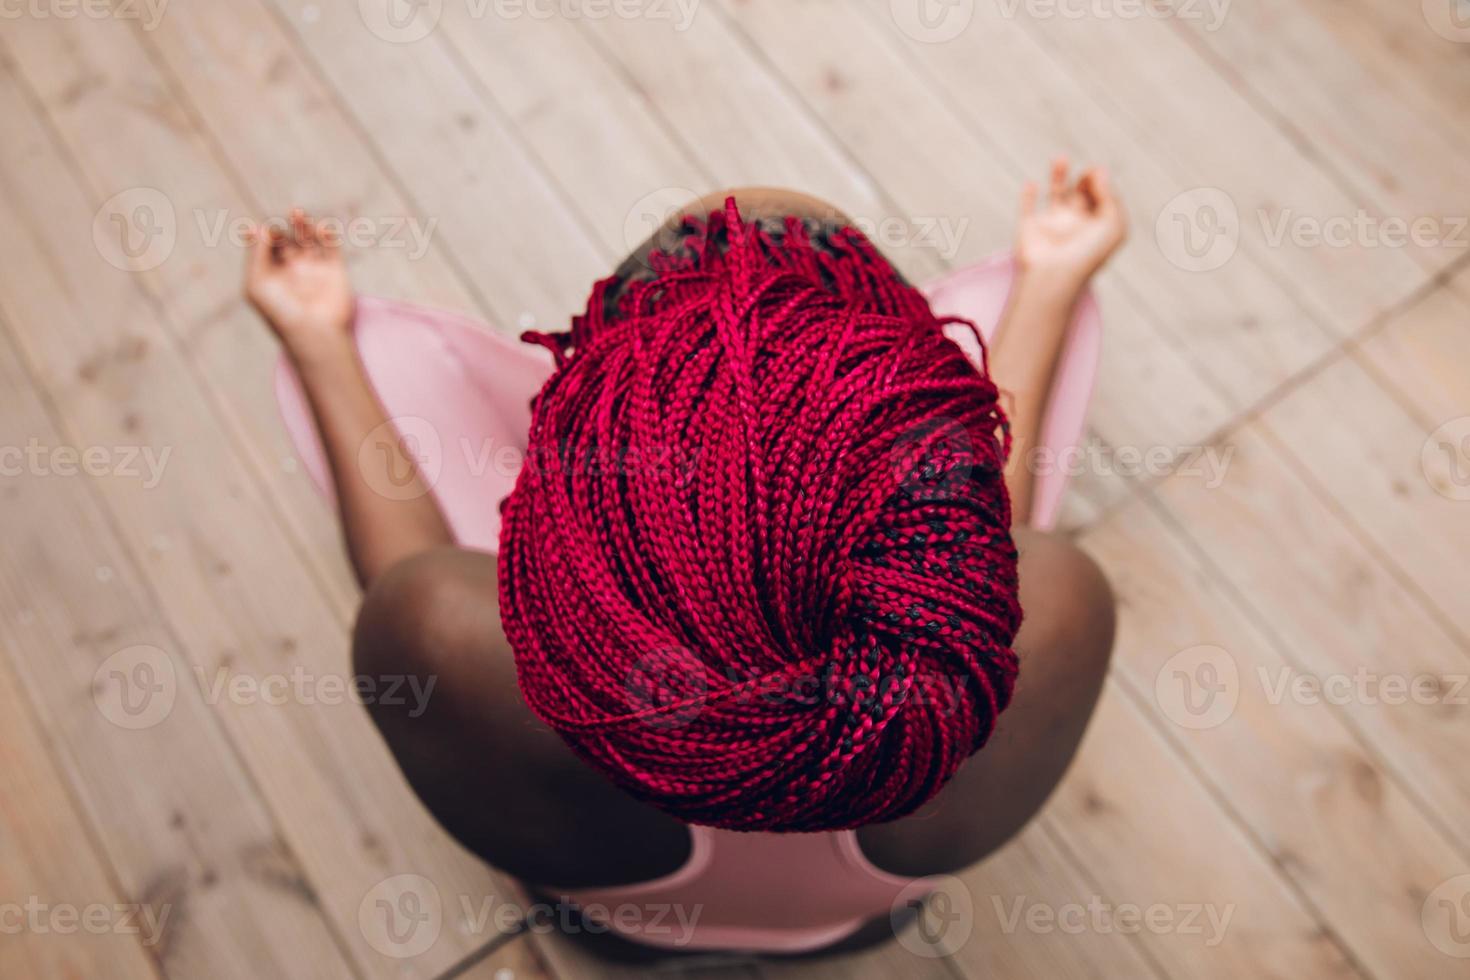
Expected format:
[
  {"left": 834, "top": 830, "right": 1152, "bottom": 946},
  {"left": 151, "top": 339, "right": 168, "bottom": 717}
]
[
  {"left": 1015, "top": 157, "right": 1128, "bottom": 291},
  {"left": 244, "top": 208, "right": 355, "bottom": 362}
]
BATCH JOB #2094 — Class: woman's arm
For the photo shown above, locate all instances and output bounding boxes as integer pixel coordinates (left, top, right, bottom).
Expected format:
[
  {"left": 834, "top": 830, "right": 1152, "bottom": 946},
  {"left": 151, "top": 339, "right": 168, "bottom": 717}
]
[
  {"left": 988, "top": 158, "right": 1127, "bottom": 524},
  {"left": 244, "top": 210, "right": 453, "bottom": 589}
]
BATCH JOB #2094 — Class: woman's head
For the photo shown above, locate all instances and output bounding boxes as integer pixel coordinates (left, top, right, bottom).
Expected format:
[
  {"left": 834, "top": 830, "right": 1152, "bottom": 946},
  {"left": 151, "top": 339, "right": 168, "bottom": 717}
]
[{"left": 500, "top": 200, "right": 1021, "bottom": 832}]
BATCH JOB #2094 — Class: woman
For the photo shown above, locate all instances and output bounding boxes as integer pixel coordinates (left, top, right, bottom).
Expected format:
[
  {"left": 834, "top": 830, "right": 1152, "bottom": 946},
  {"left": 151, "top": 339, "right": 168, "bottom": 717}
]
[{"left": 244, "top": 158, "right": 1125, "bottom": 955}]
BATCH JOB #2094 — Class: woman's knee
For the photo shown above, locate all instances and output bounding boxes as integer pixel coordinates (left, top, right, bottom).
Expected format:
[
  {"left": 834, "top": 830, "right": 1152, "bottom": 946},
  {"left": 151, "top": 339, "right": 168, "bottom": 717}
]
[
  {"left": 351, "top": 547, "right": 498, "bottom": 689},
  {"left": 1014, "top": 529, "right": 1117, "bottom": 683}
]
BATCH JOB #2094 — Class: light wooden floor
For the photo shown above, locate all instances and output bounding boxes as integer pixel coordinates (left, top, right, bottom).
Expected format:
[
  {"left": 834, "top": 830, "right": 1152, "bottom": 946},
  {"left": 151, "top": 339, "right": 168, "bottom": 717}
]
[{"left": 2, "top": 1, "right": 1468, "bottom": 978}]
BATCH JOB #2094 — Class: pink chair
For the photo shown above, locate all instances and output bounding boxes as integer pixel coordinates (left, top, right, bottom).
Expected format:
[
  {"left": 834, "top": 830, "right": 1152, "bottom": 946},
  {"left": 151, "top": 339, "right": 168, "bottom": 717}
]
[{"left": 275, "top": 254, "right": 1099, "bottom": 550}]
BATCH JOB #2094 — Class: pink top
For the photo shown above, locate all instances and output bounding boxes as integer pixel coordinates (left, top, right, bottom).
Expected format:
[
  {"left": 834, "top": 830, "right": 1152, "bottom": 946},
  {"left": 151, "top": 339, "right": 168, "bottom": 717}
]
[
  {"left": 547, "top": 827, "right": 928, "bottom": 953},
  {"left": 274, "top": 257, "right": 1099, "bottom": 955}
]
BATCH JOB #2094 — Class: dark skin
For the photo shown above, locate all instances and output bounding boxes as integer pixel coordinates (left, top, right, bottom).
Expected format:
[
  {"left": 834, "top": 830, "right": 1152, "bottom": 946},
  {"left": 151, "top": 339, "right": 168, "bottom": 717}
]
[{"left": 244, "top": 162, "right": 1124, "bottom": 902}]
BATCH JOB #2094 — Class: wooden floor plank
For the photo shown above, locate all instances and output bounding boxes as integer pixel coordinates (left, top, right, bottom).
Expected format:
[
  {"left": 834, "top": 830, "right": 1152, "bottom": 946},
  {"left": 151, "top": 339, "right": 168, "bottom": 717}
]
[
  {"left": 0, "top": 639, "right": 164, "bottom": 980},
  {"left": 1262, "top": 344, "right": 1470, "bottom": 637},
  {"left": 0, "top": 315, "right": 355, "bottom": 977},
  {"left": 580, "top": 7, "right": 904, "bottom": 268},
  {"left": 1038, "top": 686, "right": 1360, "bottom": 979},
  {"left": 856, "top": 0, "right": 1337, "bottom": 412},
  {"left": 594, "top": 2, "right": 1214, "bottom": 525},
  {"left": 934, "top": 824, "right": 1164, "bottom": 979},
  {"left": 1153, "top": 423, "right": 1470, "bottom": 849},
  {"left": 1008, "top": 0, "right": 1429, "bottom": 331},
  {"left": 1084, "top": 497, "right": 1468, "bottom": 979},
  {"left": 0, "top": 54, "right": 510, "bottom": 980},
  {"left": 1357, "top": 265, "right": 1470, "bottom": 425},
  {"left": 260, "top": 0, "right": 607, "bottom": 335},
  {"left": 434, "top": 7, "right": 711, "bottom": 263},
  {"left": 452, "top": 933, "right": 556, "bottom": 979},
  {"left": 5, "top": 4, "right": 483, "bottom": 621},
  {"left": 1309, "top": 0, "right": 1470, "bottom": 130},
  {"left": 1162, "top": 0, "right": 1470, "bottom": 274}
]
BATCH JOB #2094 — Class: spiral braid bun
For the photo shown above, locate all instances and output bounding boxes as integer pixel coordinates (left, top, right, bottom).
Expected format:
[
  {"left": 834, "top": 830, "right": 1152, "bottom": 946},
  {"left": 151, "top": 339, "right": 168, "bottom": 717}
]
[{"left": 500, "top": 199, "right": 1021, "bottom": 832}]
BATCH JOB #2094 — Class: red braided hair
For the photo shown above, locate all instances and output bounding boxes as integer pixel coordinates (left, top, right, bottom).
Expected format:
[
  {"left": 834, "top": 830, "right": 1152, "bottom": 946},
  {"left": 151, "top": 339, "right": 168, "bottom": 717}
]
[{"left": 500, "top": 199, "right": 1021, "bottom": 832}]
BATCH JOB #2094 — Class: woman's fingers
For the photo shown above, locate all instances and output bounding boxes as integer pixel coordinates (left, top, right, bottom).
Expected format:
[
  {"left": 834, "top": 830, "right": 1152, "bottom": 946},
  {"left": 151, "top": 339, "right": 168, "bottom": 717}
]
[
  {"left": 1018, "top": 180, "right": 1039, "bottom": 221},
  {"left": 244, "top": 222, "right": 275, "bottom": 284},
  {"left": 1086, "top": 168, "right": 1127, "bottom": 235},
  {"left": 289, "top": 207, "right": 314, "bottom": 248},
  {"left": 1048, "top": 155, "right": 1070, "bottom": 202}
]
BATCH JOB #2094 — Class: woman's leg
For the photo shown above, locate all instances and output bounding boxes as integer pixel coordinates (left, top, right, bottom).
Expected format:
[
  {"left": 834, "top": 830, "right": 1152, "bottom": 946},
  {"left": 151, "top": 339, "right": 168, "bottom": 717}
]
[{"left": 351, "top": 548, "right": 695, "bottom": 887}]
